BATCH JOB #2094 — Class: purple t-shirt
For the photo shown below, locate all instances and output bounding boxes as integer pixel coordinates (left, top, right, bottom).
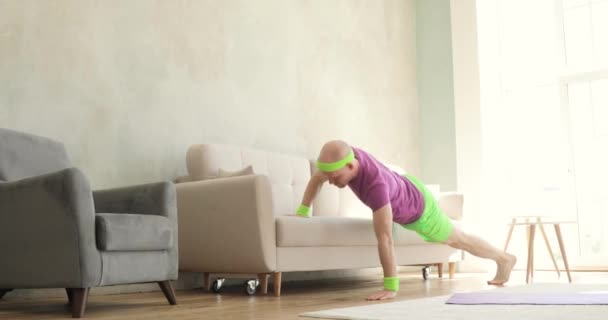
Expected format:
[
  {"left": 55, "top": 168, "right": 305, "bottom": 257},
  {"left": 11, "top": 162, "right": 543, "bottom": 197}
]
[{"left": 348, "top": 147, "right": 424, "bottom": 224}]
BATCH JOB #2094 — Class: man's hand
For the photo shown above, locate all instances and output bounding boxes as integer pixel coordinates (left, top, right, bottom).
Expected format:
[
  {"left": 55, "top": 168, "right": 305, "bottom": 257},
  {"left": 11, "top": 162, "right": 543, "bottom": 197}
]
[
  {"left": 293, "top": 172, "right": 327, "bottom": 218},
  {"left": 366, "top": 290, "right": 397, "bottom": 301}
]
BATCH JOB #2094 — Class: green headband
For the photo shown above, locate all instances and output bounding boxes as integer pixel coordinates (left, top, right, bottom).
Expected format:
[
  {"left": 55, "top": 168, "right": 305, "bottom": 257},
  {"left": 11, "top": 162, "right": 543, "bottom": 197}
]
[{"left": 317, "top": 150, "right": 355, "bottom": 172}]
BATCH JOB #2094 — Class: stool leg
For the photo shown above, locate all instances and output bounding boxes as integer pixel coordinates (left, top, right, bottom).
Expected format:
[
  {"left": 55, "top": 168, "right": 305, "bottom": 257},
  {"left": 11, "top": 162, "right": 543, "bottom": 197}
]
[
  {"left": 538, "top": 222, "right": 560, "bottom": 278},
  {"left": 554, "top": 224, "right": 572, "bottom": 283},
  {"left": 526, "top": 224, "right": 536, "bottom": 284},
  {"left": 504, "top": 219, "right": 516, "bottom": 252}
]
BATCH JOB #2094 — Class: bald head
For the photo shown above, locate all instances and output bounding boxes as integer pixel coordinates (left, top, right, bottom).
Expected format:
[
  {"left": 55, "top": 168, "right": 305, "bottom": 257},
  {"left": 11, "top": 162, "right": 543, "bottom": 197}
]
[{"left": 318, "top": 140, "right": 352, "bottom": 163}]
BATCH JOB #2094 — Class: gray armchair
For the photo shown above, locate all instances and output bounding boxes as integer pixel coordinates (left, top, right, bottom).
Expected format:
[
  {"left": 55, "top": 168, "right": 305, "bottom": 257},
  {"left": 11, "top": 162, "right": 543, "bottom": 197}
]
[{"left": 0, "top": 128, "right": 178, "bottom": 318}]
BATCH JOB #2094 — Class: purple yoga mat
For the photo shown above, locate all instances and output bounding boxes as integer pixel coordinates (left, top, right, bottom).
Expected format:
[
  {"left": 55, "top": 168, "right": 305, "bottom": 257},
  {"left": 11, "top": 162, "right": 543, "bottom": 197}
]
[{"left": 446, "top": 292, "right": 608, "bottom": 305}]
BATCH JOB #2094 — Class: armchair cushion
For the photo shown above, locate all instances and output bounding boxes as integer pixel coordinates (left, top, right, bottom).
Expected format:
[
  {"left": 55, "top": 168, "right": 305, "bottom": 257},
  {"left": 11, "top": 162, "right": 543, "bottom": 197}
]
[{"left": 96, "top": 214, "right": 173, "bottom": 251}]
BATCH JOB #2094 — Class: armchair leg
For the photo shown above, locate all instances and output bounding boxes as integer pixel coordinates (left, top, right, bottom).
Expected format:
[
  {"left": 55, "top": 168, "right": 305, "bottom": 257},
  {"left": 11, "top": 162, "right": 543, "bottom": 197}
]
[
  {"left": 273, "top": 272, "right": 282, "bottom": 297},
  {"left": 158, "top": 281, "right": 177, "bottom": 305},
  {"left": 65, "top": 288, "right": 74, "bottom": 306},
  {"left": 70, "top": 288, "right": 90, "bottom": 318},
  {"left": 0, "top": 289, "right": 13, "bottom": 299},
  {"left": 437, "top": 263, "right": 444, "bottom": 278},
  {"left": 449, "top": 262, "right": 456, "bottom": 279}
]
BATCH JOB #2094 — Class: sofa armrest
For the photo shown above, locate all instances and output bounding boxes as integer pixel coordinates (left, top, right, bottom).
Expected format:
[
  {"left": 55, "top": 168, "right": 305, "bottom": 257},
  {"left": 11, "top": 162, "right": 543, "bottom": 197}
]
[
  {"left": 437, "top": 192, "right": 464, "bottom": 220},
  {"left": 0, "top": 168, "right": 102, "bottom": 288},
  {"left": 176, "top": 174, "right": 276, "bottom": 273}
]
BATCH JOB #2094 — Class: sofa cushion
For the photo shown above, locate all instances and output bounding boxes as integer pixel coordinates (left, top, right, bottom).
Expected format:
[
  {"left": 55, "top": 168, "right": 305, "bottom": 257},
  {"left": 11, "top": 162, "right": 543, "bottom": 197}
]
[
  {"left": 313, "top": 186, "right": 373, "bottom": 218},
  {"left": 276, "top": 216, "right": 464, "bottom": 247},
  {"left": 96, "top": 213, "right": 173, "bottom": 251},
  {"left": 218, "top": 165, "right": 254, "bottom": 178},
  {"left": 186, "top": 144, "right": 310, "bottom": 216},
  {"left": 276, "top": 216, "right": 435, "bottom": 247}
]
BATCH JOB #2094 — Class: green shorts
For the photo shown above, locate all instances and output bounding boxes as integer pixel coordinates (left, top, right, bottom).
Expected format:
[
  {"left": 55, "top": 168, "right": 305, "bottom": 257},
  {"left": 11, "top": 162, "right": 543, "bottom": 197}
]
[{"left": 399, "top": 174, "right": 453, "bottom": 243}]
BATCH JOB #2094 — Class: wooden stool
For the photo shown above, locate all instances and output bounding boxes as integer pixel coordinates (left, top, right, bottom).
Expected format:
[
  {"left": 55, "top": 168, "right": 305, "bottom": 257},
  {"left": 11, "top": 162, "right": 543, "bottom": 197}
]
[{"left": 504, "top": 216, "right": 575, "bottom": 284}]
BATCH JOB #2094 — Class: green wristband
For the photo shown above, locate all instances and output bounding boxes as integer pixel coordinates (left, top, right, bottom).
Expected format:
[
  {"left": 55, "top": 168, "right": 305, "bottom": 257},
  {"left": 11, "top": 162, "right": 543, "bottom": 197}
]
[
  {"left": 383, "top": 277, "right": 399, "bottom": 292},
  {"left": 296, "top": 204, "right": 310, "bottom": 217}
]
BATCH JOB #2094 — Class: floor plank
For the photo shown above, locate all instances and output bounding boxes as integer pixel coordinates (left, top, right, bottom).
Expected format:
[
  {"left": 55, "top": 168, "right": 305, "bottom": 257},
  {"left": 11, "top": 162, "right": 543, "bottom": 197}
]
[{"left": 1, "top": 271, "right": 604, "bottom": 320}]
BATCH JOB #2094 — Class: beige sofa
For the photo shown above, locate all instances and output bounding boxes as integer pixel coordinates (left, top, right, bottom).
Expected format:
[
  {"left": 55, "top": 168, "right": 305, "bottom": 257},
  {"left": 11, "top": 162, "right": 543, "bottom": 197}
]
[{"left": 176, "top": 144, "right": 464, "bottom": 296}]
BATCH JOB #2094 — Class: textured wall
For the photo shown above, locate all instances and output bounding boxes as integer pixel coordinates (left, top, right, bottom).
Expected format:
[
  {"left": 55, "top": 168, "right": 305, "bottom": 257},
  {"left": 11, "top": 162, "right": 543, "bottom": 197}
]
[
  {"left": 416, "top": 0, "right": 457, "bottom": 191},
  {"left": 0, "top": 0, "right": 419, "bottom": 189}
]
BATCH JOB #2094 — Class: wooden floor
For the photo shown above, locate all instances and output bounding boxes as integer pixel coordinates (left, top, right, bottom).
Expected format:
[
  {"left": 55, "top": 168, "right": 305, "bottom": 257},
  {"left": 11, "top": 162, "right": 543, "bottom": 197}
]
[{"left": 0, "top": 271, "right": 603, "bottom": 320}]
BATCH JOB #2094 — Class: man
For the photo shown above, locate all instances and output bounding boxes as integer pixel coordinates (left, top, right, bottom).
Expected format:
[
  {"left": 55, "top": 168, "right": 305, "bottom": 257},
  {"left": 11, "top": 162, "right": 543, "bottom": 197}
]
[{"left": 295, "top": 140, "right": 516, "bottom": 301}]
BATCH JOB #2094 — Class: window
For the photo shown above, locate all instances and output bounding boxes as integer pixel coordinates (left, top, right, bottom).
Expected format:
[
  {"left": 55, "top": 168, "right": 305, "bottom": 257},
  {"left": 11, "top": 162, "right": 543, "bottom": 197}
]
[{"left": 477, "top": 0, "right": 608, "bottom": 266}]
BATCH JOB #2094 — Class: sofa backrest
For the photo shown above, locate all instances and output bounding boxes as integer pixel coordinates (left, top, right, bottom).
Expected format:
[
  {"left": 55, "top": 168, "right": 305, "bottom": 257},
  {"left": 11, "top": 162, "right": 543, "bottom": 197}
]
[
  {"left": 0, "top": 128, "right": 71, "bottom": 182},
  {"left": 437, "top": 192, "right": 464, "bottom": 220},
  {"left": 185, "top": 143, "right": 463, "bottom": 220},
  {"left": 186, "top": 144, "right": 311, "bottom": 216},
  {"left": 311, "top": 163, "right": 373, "bottom": 218}
]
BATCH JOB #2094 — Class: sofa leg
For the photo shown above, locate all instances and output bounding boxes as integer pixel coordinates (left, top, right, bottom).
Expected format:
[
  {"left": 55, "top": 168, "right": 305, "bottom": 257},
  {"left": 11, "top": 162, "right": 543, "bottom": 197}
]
[
  {"left": 70, "top": 288, "right": 89, "bottom": 318},
  {"left": 273, "top": 272, "right": 282, "bottom": 297},
  {"left": 158, "top": 281, "right": 177, "bottom": 305},
  {"left": 258, "top": 273, "right": 270, "bottom": 294},
  {"left": 203, "top": 273, "right": 211, "bottom": 290},
  {"left": 437, "top": 263, "right": 444, "bottom": 278},
  {"left": 0, "top": 289, "right": 13, "bottom": 299},
  {"left": 449, "top": 262, "right": 456, "bottom": 279}
]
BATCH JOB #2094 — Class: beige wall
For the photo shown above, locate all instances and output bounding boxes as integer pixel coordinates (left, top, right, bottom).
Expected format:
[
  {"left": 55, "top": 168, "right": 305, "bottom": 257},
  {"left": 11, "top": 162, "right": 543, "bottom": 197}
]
[
  {"left": 416, "top": 0, "right": 457, "bottom": 191},
  {"left": 450, "top": 0, "right": 490, "bottom": 272},
  {"left": 0, "top": 0, "right": 419, "bottom": 189}
]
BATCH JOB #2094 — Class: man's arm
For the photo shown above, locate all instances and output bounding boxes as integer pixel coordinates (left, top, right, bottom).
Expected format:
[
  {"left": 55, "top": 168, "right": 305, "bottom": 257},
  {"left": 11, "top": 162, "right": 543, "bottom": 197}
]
[
  {"left": 367, "top": 203, "right": 398, "bottom": 300},
  {"left": 373, "top": 204, "right": 397, "bottom": 278},
  {"left": 296, "top": 171, "right": 327, "bottom": 217}
]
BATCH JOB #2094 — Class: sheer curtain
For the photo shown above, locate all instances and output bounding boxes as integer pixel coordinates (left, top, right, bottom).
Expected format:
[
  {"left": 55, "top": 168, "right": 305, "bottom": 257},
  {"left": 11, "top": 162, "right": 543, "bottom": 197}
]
[{"left": 477, "top": 0, "right": 574, "bottom": 218}]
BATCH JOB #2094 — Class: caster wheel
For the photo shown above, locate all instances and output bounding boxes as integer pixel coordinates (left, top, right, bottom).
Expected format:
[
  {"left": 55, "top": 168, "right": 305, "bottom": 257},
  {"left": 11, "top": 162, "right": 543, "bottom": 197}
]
[
  {"left": 422, "top": 266, "right": 430, "bottom": 280},
  {"left": 212, "top": 278, "right": 225, "bottom": 293},
  {"left": 245, "top": 279, "right": 259, "bottom": 295}
]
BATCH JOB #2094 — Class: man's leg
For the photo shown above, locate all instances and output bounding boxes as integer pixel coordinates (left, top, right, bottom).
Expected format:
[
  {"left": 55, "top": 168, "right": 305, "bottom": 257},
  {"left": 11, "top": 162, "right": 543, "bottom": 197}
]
[
  {"left": 401, "top": 173, "right": 516, "bottom": 285},
  {"left": 444, "top": 226, "right": 517, "bottom": 285}
]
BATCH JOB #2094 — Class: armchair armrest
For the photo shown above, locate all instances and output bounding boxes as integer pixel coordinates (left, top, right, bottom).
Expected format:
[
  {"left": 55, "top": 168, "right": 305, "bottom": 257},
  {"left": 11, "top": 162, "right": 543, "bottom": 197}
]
[
  {"left": 92, "top": 181, "right": 178, "bottom": 279},
  {"left": 176, "top": 174, "right": 276, "bottom": 273},
  {"left": 0, "top": 168, "right": 102, "bottom": 288}
]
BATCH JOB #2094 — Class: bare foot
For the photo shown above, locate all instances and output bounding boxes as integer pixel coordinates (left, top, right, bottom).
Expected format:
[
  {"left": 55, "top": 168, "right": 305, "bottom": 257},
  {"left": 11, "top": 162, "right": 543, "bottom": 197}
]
[{"left": 487, "top": 254, "right": 517, "bottom": 286}]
